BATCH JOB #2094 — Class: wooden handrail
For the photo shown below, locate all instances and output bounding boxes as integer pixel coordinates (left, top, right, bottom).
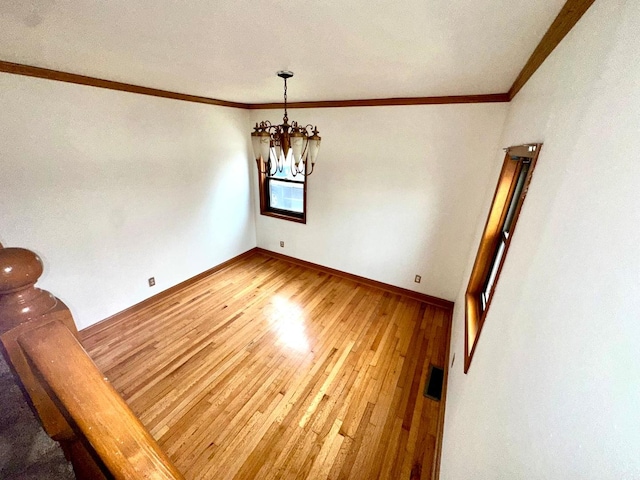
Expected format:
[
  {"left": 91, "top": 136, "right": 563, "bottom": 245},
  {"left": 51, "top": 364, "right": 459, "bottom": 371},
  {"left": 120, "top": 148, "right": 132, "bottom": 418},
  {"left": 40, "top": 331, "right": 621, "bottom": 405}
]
[
  {"left": 18, "top": 319, "right": 184, "bottom": 479},
  {"left": 0, "top": 243, "right": 184, "bottom": 479}
]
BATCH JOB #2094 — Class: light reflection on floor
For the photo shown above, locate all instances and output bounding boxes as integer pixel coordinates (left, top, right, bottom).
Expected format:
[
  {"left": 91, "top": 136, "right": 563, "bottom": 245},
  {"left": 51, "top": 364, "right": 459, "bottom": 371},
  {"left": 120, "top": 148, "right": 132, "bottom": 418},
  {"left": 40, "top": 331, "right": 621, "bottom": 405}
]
[{"left": 264, "top": 296, "right": 310, "bottom": 353}]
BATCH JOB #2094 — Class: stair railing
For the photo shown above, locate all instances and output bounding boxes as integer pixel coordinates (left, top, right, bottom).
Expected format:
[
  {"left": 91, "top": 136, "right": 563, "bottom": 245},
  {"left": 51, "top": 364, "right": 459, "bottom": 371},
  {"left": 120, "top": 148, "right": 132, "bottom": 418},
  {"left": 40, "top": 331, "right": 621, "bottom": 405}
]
[{"left": 0, "top": 243, "right": 184, "bottom": 480}]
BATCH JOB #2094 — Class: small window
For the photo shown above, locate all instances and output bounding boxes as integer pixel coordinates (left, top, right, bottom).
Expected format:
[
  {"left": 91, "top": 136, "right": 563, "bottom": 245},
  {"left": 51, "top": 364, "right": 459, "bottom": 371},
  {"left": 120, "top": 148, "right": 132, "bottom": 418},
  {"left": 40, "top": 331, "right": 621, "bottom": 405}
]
[
  {"left": 464, "top": 143, "right": 541, "bottom": 373},
  {"left": 258, "top": 161, "right": 307, "bottom": 223}
]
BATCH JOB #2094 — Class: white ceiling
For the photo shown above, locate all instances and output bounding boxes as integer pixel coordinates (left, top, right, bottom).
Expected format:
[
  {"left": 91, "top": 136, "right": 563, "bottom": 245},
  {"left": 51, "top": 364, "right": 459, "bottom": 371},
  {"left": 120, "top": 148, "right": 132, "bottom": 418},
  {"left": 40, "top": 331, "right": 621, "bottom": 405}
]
[{"left": 0, "top": 0, "right": 565, "bottom": 103}]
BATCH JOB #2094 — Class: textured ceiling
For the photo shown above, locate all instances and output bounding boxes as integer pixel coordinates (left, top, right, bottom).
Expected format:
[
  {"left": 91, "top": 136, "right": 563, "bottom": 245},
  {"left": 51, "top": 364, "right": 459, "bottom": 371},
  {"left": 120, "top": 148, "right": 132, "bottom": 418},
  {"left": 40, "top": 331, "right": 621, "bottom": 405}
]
[{"left": 0, "top": 0, "right": 565, "bottom": 103}]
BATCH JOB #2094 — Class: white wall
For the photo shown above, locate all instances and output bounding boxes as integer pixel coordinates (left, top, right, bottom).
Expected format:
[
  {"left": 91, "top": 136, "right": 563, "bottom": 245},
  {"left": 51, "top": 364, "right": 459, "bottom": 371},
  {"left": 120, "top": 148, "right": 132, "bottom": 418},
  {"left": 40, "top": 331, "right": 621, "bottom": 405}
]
[
  {"left": 251, "top": 104, "right": 508, "bottom": 300},
  {"left": 0, "top": 73, "right": 255, "bottom": 329},
  {"left": 441, "top": 0, "right": 640, "bottom": 478}
]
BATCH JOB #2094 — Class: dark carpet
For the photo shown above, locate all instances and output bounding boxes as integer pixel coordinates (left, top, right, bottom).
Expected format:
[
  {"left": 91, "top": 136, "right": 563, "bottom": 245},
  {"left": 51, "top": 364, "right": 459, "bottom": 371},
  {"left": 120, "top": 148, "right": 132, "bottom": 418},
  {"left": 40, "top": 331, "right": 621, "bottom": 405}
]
[{"left": 0, "top": 353, "right": 74, "bottom": 479}]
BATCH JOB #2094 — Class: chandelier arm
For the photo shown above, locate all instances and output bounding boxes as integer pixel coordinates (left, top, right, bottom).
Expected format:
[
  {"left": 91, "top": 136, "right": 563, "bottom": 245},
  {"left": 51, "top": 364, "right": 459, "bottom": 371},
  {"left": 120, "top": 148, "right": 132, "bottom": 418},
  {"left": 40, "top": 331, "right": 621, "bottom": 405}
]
[
  {"left": 305, "top": 162, "right": 314, "bottom": 177},
  {"left": 268, "top": 158, "right": 278, "bottom": 177},
  {"left": 256, "top": 158, "right": 268, "bottom": 175}
]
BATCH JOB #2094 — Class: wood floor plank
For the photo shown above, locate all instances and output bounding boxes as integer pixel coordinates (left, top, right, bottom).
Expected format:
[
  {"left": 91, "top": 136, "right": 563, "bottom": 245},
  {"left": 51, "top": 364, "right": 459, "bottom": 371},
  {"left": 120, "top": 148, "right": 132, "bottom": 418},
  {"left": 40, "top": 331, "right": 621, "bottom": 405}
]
[{"left": 83, "top": 252, "right": 451, "bottom": 479}]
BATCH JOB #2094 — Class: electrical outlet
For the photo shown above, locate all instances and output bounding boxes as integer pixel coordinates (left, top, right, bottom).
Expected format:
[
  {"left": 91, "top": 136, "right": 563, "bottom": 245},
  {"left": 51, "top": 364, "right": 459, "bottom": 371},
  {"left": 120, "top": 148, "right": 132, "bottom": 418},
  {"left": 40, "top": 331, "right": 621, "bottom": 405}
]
[
  {"left": 414, "top": 275, "right": 421, "bottom": 283},
  {"left": 280, "top": 241, "right": 284, "bottom": 248},
  {"left": 148, "top": 277, "right": 155, "bottom": 287}
]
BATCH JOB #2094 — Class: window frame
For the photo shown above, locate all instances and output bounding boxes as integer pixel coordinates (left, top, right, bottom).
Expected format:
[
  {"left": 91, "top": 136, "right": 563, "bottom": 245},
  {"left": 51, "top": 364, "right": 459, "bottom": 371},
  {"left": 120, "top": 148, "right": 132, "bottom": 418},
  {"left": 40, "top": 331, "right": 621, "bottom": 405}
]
[
  {"left": 258, "top": 166, "right": 307, "bottom": 224},
  {"left": 464, "top": 143, "right": 541, "bottom": 373}
]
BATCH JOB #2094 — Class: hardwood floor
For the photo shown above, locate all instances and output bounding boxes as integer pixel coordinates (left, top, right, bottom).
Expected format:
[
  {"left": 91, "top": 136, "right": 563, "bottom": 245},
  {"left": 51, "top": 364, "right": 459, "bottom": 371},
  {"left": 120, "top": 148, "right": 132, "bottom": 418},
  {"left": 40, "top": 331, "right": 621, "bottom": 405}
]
[{"left": 82, "top": 252, "right": 451, "bottom": 480}]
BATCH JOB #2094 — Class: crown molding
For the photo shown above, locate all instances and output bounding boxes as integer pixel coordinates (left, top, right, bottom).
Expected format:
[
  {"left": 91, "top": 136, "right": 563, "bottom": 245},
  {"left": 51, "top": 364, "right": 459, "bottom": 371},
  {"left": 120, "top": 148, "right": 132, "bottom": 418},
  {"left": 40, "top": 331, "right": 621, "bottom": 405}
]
[
  {"left": 0, "top": 1, "right": 597, "bottom": 109},
  {"left": 508, "top": 0, "right": 596, "bottom": 100},
  {"left": 0, "top": 60, "right": 249, "bottom": 109},
  {"left": 248, "top": 94, "right": 509, "bottom": 109},
  {"left": 0, "top": 60, "right": 508, "bottom": 108}
]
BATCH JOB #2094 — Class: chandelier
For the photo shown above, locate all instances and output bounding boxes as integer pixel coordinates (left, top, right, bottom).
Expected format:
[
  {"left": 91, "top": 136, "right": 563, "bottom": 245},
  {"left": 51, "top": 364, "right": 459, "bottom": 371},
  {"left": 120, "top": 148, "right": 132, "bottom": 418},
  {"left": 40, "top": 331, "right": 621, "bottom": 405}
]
[{"left": 251, "top": 71, "right": 321, "bottom": 177}]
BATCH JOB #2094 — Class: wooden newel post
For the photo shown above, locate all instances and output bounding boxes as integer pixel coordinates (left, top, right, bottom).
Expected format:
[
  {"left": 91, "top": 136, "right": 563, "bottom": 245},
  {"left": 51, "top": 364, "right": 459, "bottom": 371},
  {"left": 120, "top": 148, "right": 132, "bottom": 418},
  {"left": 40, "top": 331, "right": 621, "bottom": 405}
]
[
  {"left": 0, "top": 243, "right": 79, "bottom": 339},
  {"left": 0, "top": 245, "right": 58, "bottom": 333},
  {"left": 0, "top": 244, "right": 107, "bottom": 478},
  {"left": 0, "top": 244, "right": 75, "bottom": 436},
  {"left": 0, "top": 244, "right": 185, "bottom": 480}
]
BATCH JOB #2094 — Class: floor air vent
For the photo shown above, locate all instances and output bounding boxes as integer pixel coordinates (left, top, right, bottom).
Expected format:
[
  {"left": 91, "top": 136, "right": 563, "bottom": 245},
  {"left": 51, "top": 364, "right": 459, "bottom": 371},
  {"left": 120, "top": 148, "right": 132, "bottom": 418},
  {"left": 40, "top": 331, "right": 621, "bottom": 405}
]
[{"left": 424, "top": 364, "right": 444, "bottom": 401}]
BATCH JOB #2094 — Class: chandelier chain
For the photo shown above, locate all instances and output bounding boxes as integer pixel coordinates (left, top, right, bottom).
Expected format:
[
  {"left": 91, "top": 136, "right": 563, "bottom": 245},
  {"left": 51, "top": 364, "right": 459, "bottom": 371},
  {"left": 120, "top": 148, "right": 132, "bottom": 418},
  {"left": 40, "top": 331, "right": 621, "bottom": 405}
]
[{"left": 283, "top": 77, "right": 288, "bottom": 122}]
